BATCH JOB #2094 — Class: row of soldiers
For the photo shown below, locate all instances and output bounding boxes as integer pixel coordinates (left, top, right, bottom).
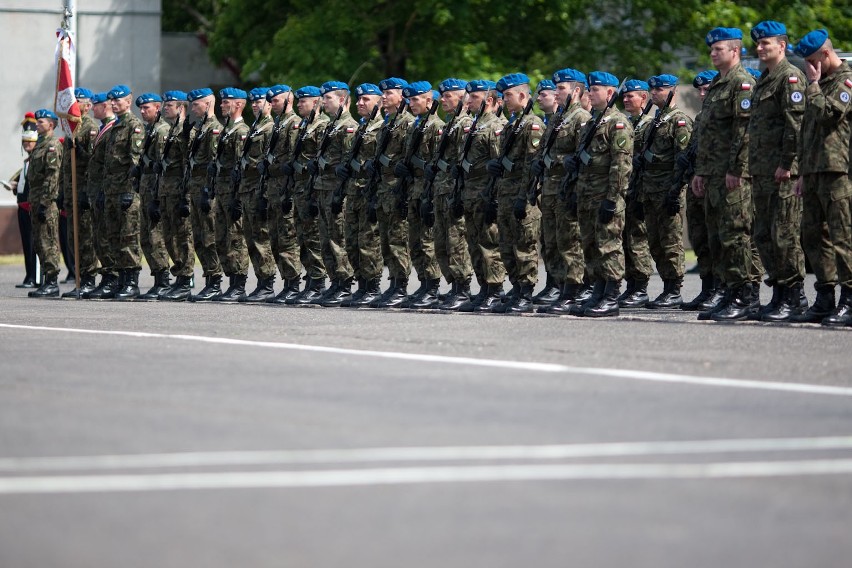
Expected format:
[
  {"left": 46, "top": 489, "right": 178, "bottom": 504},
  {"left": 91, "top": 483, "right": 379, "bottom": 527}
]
[{"left": 22, "top": 23, "right": 852, "bottom": 326}]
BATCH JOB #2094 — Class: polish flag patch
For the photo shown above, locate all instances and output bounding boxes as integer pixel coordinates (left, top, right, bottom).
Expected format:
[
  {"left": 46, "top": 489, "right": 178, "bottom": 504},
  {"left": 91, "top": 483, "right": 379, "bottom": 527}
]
[
  {"left": 346, "top": 127, "right": 355, "bottom": 133},
  {"left": 212, "top": 130, "right": 220, "bottom": 135},
  {"left": 463, "top": 126, "right": 471, "bottom": 133},
  {"left": 48, "top": 146, "right": 56, "bottom": 152},
  {"left": 134, "top": 127, "right": 142, "bottom": 133},
  {"left": 741, "top": 83, "right": 752, "bottom": 90},
  {"left": 845, "top": 79, "right": 852, "bottom": 88},
  {"left": 615, "top": 122, "right": 625, "bottom": 130},
  {"left": 496, "top": 130, "right": 503, "bottom": 136},
  {"left": 531, "top": 124, "right": 541, "bottom": 131},
  {"left": 240, "top": 135, "right": 247, "bottom": 140},
  {"left": 677, "top": 120, "right": 686, "bottom": 126},
  {"left": 788, "top": 76, "right": 799, "bottom": 83}
]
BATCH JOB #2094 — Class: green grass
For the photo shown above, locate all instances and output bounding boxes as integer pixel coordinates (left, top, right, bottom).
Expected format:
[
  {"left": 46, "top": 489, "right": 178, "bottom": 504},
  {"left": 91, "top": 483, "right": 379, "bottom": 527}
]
[{"left": 0, "top": 255, "right": 24, "bottom": 266}]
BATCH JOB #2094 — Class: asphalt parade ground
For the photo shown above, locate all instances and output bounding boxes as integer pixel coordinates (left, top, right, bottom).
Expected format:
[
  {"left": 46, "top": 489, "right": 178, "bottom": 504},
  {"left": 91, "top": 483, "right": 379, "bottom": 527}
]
[{"left": 0, "top": 263, "right": 850, "bottom": 567}]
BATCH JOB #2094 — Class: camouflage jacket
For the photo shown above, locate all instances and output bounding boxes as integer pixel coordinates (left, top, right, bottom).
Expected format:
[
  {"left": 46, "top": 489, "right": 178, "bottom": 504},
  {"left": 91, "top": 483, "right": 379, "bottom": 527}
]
[
  {"left": 240, "top": 114, "right": 274, "bottom": 191},
  {"left": 185, "top": 115, "right": 223, "bottom": 181},
  {"left": 376, "top": 110, "right": 415, "bottom": 195},
  {"left": 398, "top": 112, "right": 444, "bottom": 199},
  {"left": 316, "top": 110, "right": 358, "bottom": 192},
  {"left": 539, "top": 102, "right": 591, "bottom": 197},
  {"left": 291, "top": 113, "right": 330, "bottom": 190},
  {"left": 26, "top": 134, "right": 63, "bottom": 207},
  {"left": 799, "top": 60, "right": 852, "bottom": 175},
  {"left": 349, "top": 113, "right": 384, "bottom": 196},
  {"left": 103, "top": 110, "right": 144, "bottom": 194},
  {"left": 496, "top": 111, "right": 545, "bottom": 198},
  {"left": 61, "top": 114, "right": 98, "bottom": 205},
  {"left": 86, "top": 117, "right": 117, "bottom": 197},
  {"left": 216, "top": 118, "right": 249, "bottom": 181},
  {"left": 460, "top": 111, "right": 505, "bottom": 200},
  {"left": 577, "top": 106, "right": 634, "bottom": 201},
  {"left": 266, "top": 111, "right": 299, "bottom": 180},
  {"left": 641, "top": 106, "right": 693, "bottom": 191},
  {"left": 435, "top": 112, "right": 473, "bottom": 196}
]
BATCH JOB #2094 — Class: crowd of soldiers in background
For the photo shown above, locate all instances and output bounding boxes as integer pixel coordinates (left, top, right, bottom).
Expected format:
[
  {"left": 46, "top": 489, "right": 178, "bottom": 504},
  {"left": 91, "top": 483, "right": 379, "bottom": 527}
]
[{"left": 14, "top": 22, "right": 852, "bottom": 326}]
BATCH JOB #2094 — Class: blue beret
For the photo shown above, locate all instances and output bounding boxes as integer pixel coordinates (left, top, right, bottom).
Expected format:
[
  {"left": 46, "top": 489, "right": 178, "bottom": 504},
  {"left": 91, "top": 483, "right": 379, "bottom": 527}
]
[
  {"left": 794, "top": 29, "right": 829, "bottom": 57},
  {"left": 320, "top": 81, "right": 349, "bottom": 95},
  {"left": 588, "top": 71, "right": 619, "bottom": 88},
  {"left": 622, "top": 79, "right": 649, "bottom": 93},
  {"left": 745, "top": 67, "right": 762, "bottom": 79},
  {"left": 219, "top": 87, "right": 247, "bottom": 100},
  {"left": 536, "top": 80, "right": 556, "bottom": 93},
  {"left": 705, "top": 27, "right": 743, "bottom": 46},
  {"left": 552, "top": 68, "right": 587, "bottom": 87},
  {"left": 266, "top": 84, "right": 291, "bottom": 102},
  {"left": 432, "top": 90, "right": 440, "bottom": 100},
  {"left": 248, "top": 87, "right": 269, "bottom": 102},
  {"left": 294, "top": 86, "right": 322, "bottom": 99},
  {"left": 379, "top": 77, "right": 408, "bottom": 91},
  {"left": 187, "top": 88, "right": 214, "bottom": 101},
  {"left": 74, "top": 87, "right": 94, "bottom": 100},
  {"left": 135, "top": 93, "right": 162, "bottom": 107},
  {"left": 693, "top": 70, "right": 719, "bottom": 87},
  {"left": 438, "top": 78, "right": 466, "bottom": 93},
  {"left": 34, "top": 109, "right": 58, "bottom": 121},
  {"left": 355, "top": 83, "right": 382, "bottom": 97},
  {"left": 108, "top": 84, "right": 132, "bottom": 99},
  {"left": 91, "top": 92, "right": 109, "bottom": 104},
  {"left": 465, "top": 79, "right": 497, "bottom": 93},
  {"left": 402, "top": 81, "right": 432, "bottom": 98},
  {"left": 162, "top": 90, "right": 188, "bottom": 102},
  {"left": 496, "top": 73, "right": 530, "bottom": 93},
  {"left": 751, "top": 21, "right": 786, "bottom": 42},
  {"left": 648, "top": 74, "right": 679, "bottom": 88}
]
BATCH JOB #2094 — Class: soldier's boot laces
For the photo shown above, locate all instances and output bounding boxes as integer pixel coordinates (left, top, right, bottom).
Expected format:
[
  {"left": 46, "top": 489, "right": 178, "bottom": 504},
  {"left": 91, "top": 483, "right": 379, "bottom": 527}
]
[
  {"left": 467, "top": 283, "right": 503, "bottom": 312},
  {"left": 532, "top": 275, "right": 561, "bottom": 305},
  {"left": 441, "top": 280, "right": 472, "bottom": 311},
  {"left": 696, "top": 283, "right": 730, "bottom": 320},
  {"left": 583, "top": 280, "right": 621, "bottom": 318}
]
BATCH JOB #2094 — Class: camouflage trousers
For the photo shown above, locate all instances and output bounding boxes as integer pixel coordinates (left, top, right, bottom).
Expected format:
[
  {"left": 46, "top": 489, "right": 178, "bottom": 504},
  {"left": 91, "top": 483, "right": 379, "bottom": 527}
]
[
  {"left": 434, "top": 194, "right": 472, "bottom": 284},
  {"left": 463, "top": 196, "right": 504, "bottom": 286},
  {"left": 408, "top": 195, "right": 441, "bottom": 282},
  {"left": 752, "top": 176, "right": 805, "bottom": 286},
  {"left": 348, "top": 191, "right": 383, "bottom": 280},
  {"left": 140, "top": 174, "right": 170, "bottom": 273},
  {"left": 239, "top": 190, "right": 276, "bottom": 280},
  {"left": 294, "top": 189, "right": 326, "bottom": 280},
  {"left": 214, "top": 182, "right": 248, "bottom": 276},
  {"left": 578, "top": 191, "right": 625, "bottom": 282},
  {"left": 318, "top": 188, "right": 354, "bottom": 280},
  {"left": 801, "top": 172, "right": 852, "bottom": 289},
  {"left": 377, "top": 191, "right": 410, "bottom": 280},
  {"left": 160, "top": 189, "right": 195, "bottom": 278},
  {"left": 496, "top": 193, "right": 541, "bottom": 287},
  {"left": 269, "top": 179, "right": 301, "bottom": 282},
  {"left": 104, "top": 191, "right": 142, "bottom": 270},
  {"left": 623, "top": 200, "right": 652, "bottom": 281},
  {"left": 641, "top": 189, "right": 685, "bottom": 280},
  {"left": 188, "top": 176, "right": 222, "bottom": 277},
  {"left": 704, "top": 176, "right": 755, "bottom": 287},
  {"left": 685, "top": 189, "right": 712, "bottom": 279},
  {"left": 64, "top": 205, "right": 99, "bottom": 277},
  {"left": 31, "top": 201, "right": 61, "bottom": 279},
  {"left": 92, "top": 196, "right": 116, "bottom": 275},
  {"left": 540, "top": 194, "right": 584, "bottom": 286}
]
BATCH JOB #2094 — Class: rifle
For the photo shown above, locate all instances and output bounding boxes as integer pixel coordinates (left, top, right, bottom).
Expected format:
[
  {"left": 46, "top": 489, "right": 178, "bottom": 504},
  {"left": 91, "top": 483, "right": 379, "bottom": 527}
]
[
  {"left": 305, "top": 105, "right": 344, "bottom": 218},
  {"left": 394, "top": 98, "right": 440, "bottom": 219},
  {"left": 332, "top": 102, "right": 380, "bottom": 215},
  {"left": 525, "top": 95, "right": 572, "bottom": 205},
  {"left": 281, "top": 100, "right": 320, "bottom": 214},
  {"left": 228, "top": 112, "right": 263, "bottom": 221},
  {"left": 178, "top": 115, "right": 209, "bottom": 215},
  {"left": 258, "top": 110, "right": 287, "bottom": 203},
  {"left": 201, "top": 116, "right": 230, "bottom": 213},
  {"left": 419, "top": 96, "right": 466, "bottom": 227},
  {"left": 364, "top": 100, "right": 408, "bottom": 223},
  {"left": 133, "top": 110, "right": 161, "bottom": 192},
  {"left": 558, "top": 79, "right": 626, "bottom": 207},
  {"left": 154, "top": 116, "right": 183, "bottom": 218},
  {"left": 481, "top": 98, "right": 535, "bottom": 223},
  {"left": 627, "top": 91, "right": 672, "bottom": 205},
  {"left": 448, "top": 100, "right": 488, "bottom": 219}
]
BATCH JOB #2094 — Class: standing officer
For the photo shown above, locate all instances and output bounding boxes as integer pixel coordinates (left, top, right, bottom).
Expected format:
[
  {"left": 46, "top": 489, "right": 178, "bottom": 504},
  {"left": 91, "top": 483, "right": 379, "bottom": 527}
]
[
  {"left": 792, "top": 29, "right": 852, "bottom": 326},
  {"left": 26, "top": 109, "right": 63, "bottom": 298},
  {"left": 746, "top": 21, "right": 808, "bottom": 321},
  {"left": 640, "top": 74, "right": 693, "bottom": 309},
  {"left": 619, "top": 79, "right": 654, "bottom": 308},
  {"left": 103, "top": 85, "right": 145, "bottom": 300},
  {"left": 691, "top": 28, "right": 757, "bottom": 321},
  {"left": 487, "top": 73, "right": 545, "bottom": 313},
  {"left": 60, "top": 88, "right": 99, "bottom": 297},
  {"left": 565, "top": 72, "right": 634, "bottom": 317},
  {"left": 184, "top": 88, "right": 224, "bottom": 301},
  {"left": 212, "top": 87, "right": 250, "bottom": 302},
  {"left": 535, "top": 68, "right": 592, "bottom": 315},
  {"left": 134, "top": 92, "right": 171, "bottom": 300}
]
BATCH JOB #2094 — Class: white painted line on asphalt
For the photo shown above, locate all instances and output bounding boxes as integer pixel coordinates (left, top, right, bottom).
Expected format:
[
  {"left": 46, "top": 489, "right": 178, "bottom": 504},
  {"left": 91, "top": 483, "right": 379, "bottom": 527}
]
[
  {"left": 2, "top": 436, "right": 852, "bottom": 472},
  {"left": 2, "top": 322, "right": 852, "bottom": 396},
  {"left": 1, "top": 459, "right": 852, "bottom": 495}
]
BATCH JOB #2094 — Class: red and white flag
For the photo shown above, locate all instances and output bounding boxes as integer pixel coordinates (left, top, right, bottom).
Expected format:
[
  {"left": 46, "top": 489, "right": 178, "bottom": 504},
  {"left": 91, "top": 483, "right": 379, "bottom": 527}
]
[{"left": 55, "top": 27, "right": 80, "bottom": 133}]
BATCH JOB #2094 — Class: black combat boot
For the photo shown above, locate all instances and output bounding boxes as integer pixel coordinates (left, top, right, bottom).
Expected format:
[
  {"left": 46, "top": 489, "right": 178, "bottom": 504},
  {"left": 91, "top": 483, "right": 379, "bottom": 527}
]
[
  {"left": 647, "top": 278, "right": 683, "bottom": 309},
  {"left": 322, "top": 277, "right": 354, "bottom": 307},
  {"left": 344, "top": 278, "right": 366, "bottom": 306},
  {"left": 505, "top": 284, "right": 535, "bottom": 314},
  {"left": 242, "top": 275, "right": 276, "bottom": 303},
  {"left": 681, "top": 275, "right": 714, "bottom": 311},
  {"left": 617, "top": 278, "right": 635, "bottom": 305},
  {"left": 575, "top": 282, "right": 593, "bottom": 304},
  {"left": 711, "top": 283, "right": 757, "bottom": 321},
  {"left": 441, "top": 280, "right": 471, "bottom": 311},
  {"left": 375, "top": 278, "right": 409, "bottom": 308},
  {"left": 754, "top": 281, "right": 782, "bottom": 319},
  {"left": 83, "top": 273, "right": 119, "bottom": 300},
  {"left": 314, "top": 278, "right": 340, "bottom": 304},
  {"left": 569, "top": 280, "right": 605, "bottom": 315},
  {"left": 821, "top": 287, "right": 852, "bottom": 327},
  {"left": 29, "top": 274, "right": 59, "bottom": 298},
  {"left": 191, "top": 274, "right": 224, "bottom": 302},
  {"left": 540, "top": 283, "right": 581, "bottom": 315},
  {"left": 351, "top": 277, "right": 382, "bottom": 307},
  {"left": 160, "top": 275, "right": 193, "bottom": 302},
  {"left": 138, "top": 268, "right": 171, "bottom": 301},
  {"left": 113, "top": 269, "right": 141, "bottom": 301},
  {"left": 370, "top": 277, "right": 398, "bottom": 307},
  {"left": 61, "top": 273, "right": 97, "bottom": 298},
  {"left": 402, "top": 278, "right": 428, "bottom": 308},
  {"left": 619, "top": 278, "right": 649, "bottom": 308},
  {"left": 464, "top": 283, "right": 502, "bottom": 312},
  {"left": 583, "top": 280, "right": 621, "bottom": 318},
  {"left": 763, "top": 282, "right": 805, "bottom": 322},
  {"left": 215, "top": 274, "right": 248, "bottom": 302},
  {"left": 284, "top": 276, "right": 310, "bottom": 305},
  {"left": 493, "top": 283, "right": 520, "bottom": 313},
  {"left": 532, "top": 275, "right": 561, "bottom": 305},
  {"left": 270, "top": 278, "right": 300, "bottom": 304},
  {"left": 293, "top": 277, "right": 326, "bottom": 305},
  {"left": 469, "top": 280, "right": 488, "bottom": 307},
  {"left": 790, "top": 284, "right": 835, "bottom": 323},
  {"left": 410, "top": 278, "right": 441, "bottom": 309}
]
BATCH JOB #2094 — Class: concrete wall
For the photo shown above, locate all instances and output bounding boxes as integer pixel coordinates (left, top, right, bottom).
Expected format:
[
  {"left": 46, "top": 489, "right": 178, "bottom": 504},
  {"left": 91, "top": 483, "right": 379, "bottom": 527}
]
[
  {"left": 0, "top": 0, "right": 161, "bottom": 208},
  {"left": 161, "top": 32, "right": 238, "bottom": 92}
]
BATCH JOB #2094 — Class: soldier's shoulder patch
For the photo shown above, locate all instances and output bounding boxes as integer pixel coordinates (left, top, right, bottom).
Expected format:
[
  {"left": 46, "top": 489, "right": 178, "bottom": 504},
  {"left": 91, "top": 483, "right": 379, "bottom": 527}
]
[
  {"left": 212, "top": 129, "right": 220, "bottom": 135},
  {"left": 48, "top": 146, "right": 56, "bottom": 152},
  {"left": 841, "top": 91, "right": 851, "bottom": 104},
  {"left": 346, "top": 127, "right": 355, "bottom": 133},
  {"left": 90, "top": 129, "right": 98, "bottom": 137},
  {"left": 615, "top": 122, "right": 625, "bottom": 130},
  {"left": 740, "top": 98, "right": 751, "bottom": 110},
  {"left": 292, "top": 123, "right": 300, "bottom": 129},
  {"left": 241, "top": 135, "right": 247, "bottom": 140},
  {"left": 677, "top": 119, "right": 687, "bottom": 127},
  {"left": 134, "top": 127, "right": 142, "bottom": 133},
  {"left": 495, "top": 129, "right": 503, "bottom": 136},
  {"left": 463, "top": 126, "right": 471, "bottom": 133},
  {"left": 531, "top": 123, "right": 541, "bottom": 131},
  {"left": 740, "top": 83, "right": 752, "bottom": 91},
  {"left": 437, "top": 129, "right": 443, "bottom": 136},
  {"left": 845, "top": 78, "right": 852, "bottom": 88},
  {"left": 791, "top": 91, "right": 804, "bottom": 103},
  {"left": 788, "top": 76, "right": 799, "bottom": 84},
  {"left": 615, "top": 135, "right": 628, "bottom": 149}
]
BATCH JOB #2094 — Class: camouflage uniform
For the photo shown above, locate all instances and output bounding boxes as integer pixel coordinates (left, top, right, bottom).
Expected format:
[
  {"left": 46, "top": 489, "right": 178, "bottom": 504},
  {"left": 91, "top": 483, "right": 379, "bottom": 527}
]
[
  {"left": 348, "top": 113, "right": 384, "bottom": 283},
  {"left": 624, "top": 113, "right": 654, "bottom": 284},
  {"left": 87, "top": 117, "right": 117, "bottom": 276},
  {"left": 27, "top": 133, "right": 63, "bottom": 279},
  {"left": 187, "top": 116, "right": 223, "bottom": 277},
  {"left": 292, "top": 112, "right": 331, "bottom": 282},
  {"left": 266, "top": 111, "right": 302, "bottom": 284},
  {"left": 238, "top": 114, "right": 276, "bottom": 281},
  {"left": 60, "top": 114, "right": 99, "bottom": 279},
  {"left": 158, "top": 116, "right": 194, "bottom": 277},
  {"left": 215, "top": 118, "right": 249, "bottom": 277},
  {"left": 139, "top": 117, "right": 171, "bottom": 274}
]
